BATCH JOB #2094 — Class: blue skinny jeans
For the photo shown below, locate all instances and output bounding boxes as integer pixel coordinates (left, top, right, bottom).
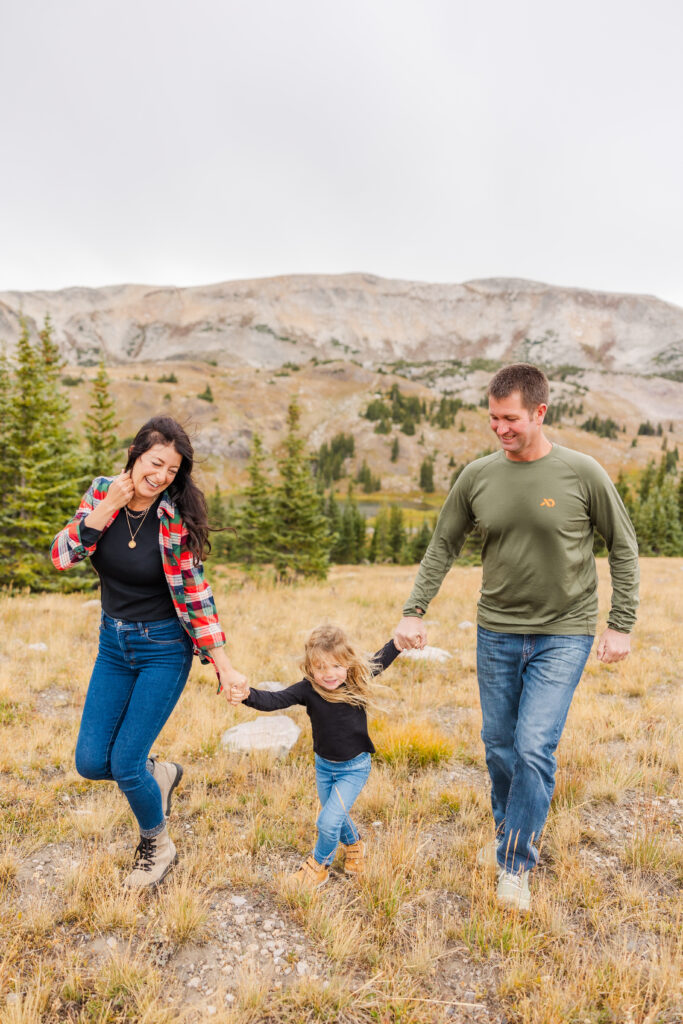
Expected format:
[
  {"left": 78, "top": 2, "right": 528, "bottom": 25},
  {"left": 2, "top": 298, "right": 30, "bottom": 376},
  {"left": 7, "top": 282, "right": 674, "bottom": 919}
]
[
  {"left": 75, "top": 613, "right": 193, "bottom": 836},
  {"left": 477, "top": 626, "right": 593, "bottom": 874},
  {"left": 313, "top": 752, "right": 371, "bottom": 865}
]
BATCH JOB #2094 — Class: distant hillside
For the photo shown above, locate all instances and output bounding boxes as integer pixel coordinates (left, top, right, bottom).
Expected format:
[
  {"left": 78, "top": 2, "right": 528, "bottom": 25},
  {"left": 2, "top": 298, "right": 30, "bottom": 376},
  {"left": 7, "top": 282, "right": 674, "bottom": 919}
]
[
  {"left": 59, "top": 359, "right": 682, "bottom": 496},
  {"left": 2, "top": 273, "right": 683, "bottom": 377}
]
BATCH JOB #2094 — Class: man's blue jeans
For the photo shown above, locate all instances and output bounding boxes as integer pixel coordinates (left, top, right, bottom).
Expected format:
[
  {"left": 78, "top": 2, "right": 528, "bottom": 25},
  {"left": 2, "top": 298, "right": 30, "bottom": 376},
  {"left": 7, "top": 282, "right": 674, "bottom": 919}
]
[
  {"left": 313, "top": 752, "right": 371, "bottom": 865},
  {"left": 476, "top": 626, "right": 593, "bottom": 874},
  {"left": 75, "top": 613, "right": 193, "bottom": 836}
]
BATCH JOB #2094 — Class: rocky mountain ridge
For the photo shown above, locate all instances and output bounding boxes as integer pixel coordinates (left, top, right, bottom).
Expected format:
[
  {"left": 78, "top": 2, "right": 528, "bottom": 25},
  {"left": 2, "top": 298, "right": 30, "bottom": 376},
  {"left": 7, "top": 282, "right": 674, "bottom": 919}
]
[{"left": 1, "top": 274, "right": 682, "bottom": 376}]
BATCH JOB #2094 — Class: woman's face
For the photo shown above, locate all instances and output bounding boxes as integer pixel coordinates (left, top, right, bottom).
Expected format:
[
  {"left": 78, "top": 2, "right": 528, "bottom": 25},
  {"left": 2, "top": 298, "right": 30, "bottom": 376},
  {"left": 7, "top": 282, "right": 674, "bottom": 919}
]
[{"left": 130, "top": 443, "right": 182, "bottom": 504}]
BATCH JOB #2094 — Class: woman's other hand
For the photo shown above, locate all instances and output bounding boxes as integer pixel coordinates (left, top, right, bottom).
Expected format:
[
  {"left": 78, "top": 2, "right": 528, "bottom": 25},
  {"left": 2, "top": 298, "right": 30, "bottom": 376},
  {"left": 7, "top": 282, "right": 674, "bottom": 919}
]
[
  {"left": 83, "top": 471, "right": 136, "bottom": 531},
  {"left": 105, "top": 471, "right": 136, "bottom": 511}
]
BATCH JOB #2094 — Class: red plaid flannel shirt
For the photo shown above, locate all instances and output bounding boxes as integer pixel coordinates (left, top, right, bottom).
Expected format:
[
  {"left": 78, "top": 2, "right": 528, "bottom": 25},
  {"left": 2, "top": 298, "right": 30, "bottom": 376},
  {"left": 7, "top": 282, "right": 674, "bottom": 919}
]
[{"left": 51, "top": 477, "right": 226, "bottom": 673}]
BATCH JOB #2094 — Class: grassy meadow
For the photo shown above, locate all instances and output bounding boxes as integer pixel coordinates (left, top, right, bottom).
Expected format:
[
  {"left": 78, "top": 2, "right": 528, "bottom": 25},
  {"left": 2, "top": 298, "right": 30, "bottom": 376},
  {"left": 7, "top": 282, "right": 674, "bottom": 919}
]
[{"left": 0, "top": 559, "right": 681, "bottom": 1023}]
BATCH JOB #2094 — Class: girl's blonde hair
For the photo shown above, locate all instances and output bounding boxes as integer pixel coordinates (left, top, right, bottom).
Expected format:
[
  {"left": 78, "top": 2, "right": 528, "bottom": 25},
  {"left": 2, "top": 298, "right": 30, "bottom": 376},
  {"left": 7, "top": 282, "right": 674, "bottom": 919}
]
[{"left": 301, "top": 624, "right": 393, "bottom": 710}]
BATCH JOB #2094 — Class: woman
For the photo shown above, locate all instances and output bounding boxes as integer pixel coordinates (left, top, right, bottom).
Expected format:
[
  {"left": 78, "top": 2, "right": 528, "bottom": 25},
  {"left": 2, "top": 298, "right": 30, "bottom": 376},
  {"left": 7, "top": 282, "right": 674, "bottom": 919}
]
[{"left": 51, "top": 416, "right": 247, "bottom": 888}]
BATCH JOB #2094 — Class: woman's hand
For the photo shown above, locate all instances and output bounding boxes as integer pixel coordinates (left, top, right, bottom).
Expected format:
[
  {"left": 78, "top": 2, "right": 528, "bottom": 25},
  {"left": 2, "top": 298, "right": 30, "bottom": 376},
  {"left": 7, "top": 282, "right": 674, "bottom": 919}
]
[
  {"left": 104, "top": 470, "right": 136, "bottom": 511},
  {"left": 210, "top": 649, "right": 249, "bottom": 704},
  {"left": 221, "top": 667, "right": 250, "bottom": 705},
  {"left": 83, "top": 470, "right": 136, "bottom": 530}
]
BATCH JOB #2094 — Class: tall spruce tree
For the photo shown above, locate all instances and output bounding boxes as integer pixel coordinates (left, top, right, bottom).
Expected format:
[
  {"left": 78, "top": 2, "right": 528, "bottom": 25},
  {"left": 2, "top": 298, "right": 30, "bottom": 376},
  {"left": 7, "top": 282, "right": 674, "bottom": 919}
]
[
  {"left": 388, "top": 505, "right": 406, "bottom": 562},
  {"left": 326, "top": 490, "right": 343, "bottom": 561},
  {"left": 0, "top": 349, "right": 13, "bottom": 508},
  {"left": 236, "top": 434, "right": 275, "bottom": 565},
  {"left": 2, "top": 319, "right": 88, "bottom": 589},
  {"left": 368, "top": 506, "right": 390, "bottom": 563},
  {"left": 410, "top": 519, "right": 433, "bottom": 562},
  {"left": 207, "top": 484, "right": 235, "bottom": 561},
  {"left": 84, "top": 361, "right": 121, "bottom": 477},
  {"left": 271, "top": 400, "right": 329, "bottom": 579}
]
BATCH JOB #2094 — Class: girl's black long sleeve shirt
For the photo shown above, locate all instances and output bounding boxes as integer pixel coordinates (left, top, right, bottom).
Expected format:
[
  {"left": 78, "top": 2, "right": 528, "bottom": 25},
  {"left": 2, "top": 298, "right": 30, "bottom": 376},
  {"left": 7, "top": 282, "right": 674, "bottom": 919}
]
[{"left": 242, "top": 640, "right": 399, "bottom": 761}]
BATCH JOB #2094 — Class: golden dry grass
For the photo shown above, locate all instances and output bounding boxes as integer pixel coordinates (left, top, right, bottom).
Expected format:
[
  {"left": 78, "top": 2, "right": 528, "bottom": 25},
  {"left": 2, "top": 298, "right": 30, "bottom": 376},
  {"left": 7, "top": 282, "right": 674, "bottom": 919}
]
[{"left": 0, "top": 559, "right": 681, "bottom": 1023}]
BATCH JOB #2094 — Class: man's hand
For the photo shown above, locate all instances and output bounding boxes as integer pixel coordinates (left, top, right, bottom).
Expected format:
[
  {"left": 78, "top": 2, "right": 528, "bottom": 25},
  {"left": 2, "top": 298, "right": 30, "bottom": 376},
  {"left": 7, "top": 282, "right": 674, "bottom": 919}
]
[
  {"left": 596, "top": 627, "right": 631, "bottom": 664},
  {"left": 393, "top": 615, "right": 428, "bottom": 651}
]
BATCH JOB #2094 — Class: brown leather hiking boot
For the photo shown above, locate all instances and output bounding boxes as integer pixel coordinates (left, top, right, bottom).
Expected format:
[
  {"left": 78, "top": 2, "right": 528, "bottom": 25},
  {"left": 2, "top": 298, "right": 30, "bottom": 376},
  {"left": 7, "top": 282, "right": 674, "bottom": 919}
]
[
  {"left": 149, "top": 757, "right": 183, "bottom": 818},
  {"left": 287, "top": 856, "right": 329, "bottom": 893},
  {"left": 341, "top": 839, "right": 366, "bottom": 876},
  {"left": 123, "top": 826, "right": 177, "bottom": 889}
]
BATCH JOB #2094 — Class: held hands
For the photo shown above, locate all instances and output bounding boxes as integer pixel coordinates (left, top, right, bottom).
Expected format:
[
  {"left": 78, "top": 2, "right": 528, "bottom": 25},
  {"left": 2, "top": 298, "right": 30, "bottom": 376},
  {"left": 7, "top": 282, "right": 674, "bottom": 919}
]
[
  {"left": 596, "top": 627, "right": 631, "bottom": 664},
  {"left": 218, "top": 664, "right": 250, "bottom": 705},
  {"left": 393, "top": 615, "right": 428, "bottom": 652}
]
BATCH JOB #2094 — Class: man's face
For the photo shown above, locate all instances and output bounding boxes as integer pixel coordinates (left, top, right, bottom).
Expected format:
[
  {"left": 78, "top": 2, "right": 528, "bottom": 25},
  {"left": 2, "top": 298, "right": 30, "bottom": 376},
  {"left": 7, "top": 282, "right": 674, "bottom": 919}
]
[{"left": 488, "top": 391, "right": 546, "bottom": 460}]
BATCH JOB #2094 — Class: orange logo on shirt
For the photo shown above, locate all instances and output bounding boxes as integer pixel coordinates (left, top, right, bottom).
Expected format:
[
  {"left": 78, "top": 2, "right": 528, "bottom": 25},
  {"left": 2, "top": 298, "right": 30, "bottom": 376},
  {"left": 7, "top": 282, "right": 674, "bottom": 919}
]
[{"left": 540, "top": 498, "right": 556, "bottom": 508}]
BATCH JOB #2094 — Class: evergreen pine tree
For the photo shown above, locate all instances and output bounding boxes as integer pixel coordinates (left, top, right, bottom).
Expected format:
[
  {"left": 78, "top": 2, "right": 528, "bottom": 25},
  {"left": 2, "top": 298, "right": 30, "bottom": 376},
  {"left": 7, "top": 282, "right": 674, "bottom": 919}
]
[
  {"left": 633, "top": 477, "right": 683, "bottom": 555},
  {"left": 84, "top": 361, "right": 121, "bottom": 477},
  {"left": 410, "top": 519, "right": 433, "bottom": 562},
  {"left": 207, "top": 484, "right": 234, "bottom": 561},
  {"left": 390, "top": 436, "right": 399, "bottom": 462},
  {"left": 639, "top": 460, "right": 656, "bottom": 502},
  {"left": 368, "top": 507, "right": 392, "bottom": 563},
  {"left": 347, "top": 485, "right": 366, "bottom": 562},
  {"left": 326, "top": 490, "right": 343, "bottom": 561},
  {"left": 419, "top": 457, "right": 435, "bottom": 493},
  {"left": 236, "top": 434, "right": 275, "bottom": 564},
  {"left": 2, "top": 319, "right": 88, "bottom": 589},
  {"left": 271, "top": 401, "right": 329, "bottom": 579},
  {"left": 388, "top": 505, "right": 406, "bottom": 563},
  {"left": 337, "top": 503, "right": 356, "bottom": 563},
  {"left": 0, "top": 349, "right": 13, "bottom": 509}
]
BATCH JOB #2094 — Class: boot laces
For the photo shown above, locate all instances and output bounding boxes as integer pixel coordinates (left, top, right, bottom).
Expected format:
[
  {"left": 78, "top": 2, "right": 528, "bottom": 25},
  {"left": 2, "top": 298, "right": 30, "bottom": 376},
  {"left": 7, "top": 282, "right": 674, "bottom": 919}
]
[{"left": 133, "top": 836, "right": 157, "bottom": 872}]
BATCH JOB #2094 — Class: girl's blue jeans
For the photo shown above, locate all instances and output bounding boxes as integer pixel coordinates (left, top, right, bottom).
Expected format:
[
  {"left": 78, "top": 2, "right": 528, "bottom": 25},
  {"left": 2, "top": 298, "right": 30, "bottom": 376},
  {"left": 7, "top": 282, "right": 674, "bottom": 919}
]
[
  {"left": 75, "top": 613, "right": 193, "bottom": 836},
  {"left": 477, "top": 626, "right": 594, "bottom": 874},
  {"left": 313, "top": 751, "right": 371, "bottom": 865}
]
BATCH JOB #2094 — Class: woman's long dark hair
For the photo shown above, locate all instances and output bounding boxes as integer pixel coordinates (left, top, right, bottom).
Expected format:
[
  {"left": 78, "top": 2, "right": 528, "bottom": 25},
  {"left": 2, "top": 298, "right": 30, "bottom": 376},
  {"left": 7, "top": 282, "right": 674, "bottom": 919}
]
[{"left": 125, "top": 416, "right": 210, "bottom": 564}]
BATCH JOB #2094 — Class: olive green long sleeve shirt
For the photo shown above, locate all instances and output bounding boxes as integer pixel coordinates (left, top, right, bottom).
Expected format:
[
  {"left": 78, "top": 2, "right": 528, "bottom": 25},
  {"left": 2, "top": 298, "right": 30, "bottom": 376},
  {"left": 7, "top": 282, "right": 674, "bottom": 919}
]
[{"left": 403, "top": 445, "right": 639, "bottom": 635}]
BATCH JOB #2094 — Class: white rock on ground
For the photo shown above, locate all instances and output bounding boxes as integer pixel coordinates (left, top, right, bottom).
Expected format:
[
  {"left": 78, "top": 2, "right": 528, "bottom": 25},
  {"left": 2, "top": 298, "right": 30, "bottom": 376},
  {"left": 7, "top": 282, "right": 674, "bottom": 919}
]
[
  {"left": 458, "top": 620, "right": 474, "bottom": 630},
  {"left": 400, "top": 645, "right": 452, "bottom": 662},
  {"left": 221, "top": 716, "right": 301, "bottom": 757},
  {"left": 28, "top": 643, "right": 48, "bottom": 652},
  {"left": 255, "top": 681, "right": 287, "bottom": 692}
]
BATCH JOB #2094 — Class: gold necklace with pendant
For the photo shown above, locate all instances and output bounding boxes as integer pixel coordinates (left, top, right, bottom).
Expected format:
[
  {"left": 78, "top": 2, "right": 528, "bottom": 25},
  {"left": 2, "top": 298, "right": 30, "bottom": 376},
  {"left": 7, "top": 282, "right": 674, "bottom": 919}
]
[{"left": 124, "top": 502, "right": 153, "bottom": 549}]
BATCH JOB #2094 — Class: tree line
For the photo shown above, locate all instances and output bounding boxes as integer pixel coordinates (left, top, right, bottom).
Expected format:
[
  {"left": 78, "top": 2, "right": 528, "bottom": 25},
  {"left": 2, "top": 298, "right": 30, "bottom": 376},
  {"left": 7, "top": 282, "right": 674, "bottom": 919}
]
[
  {"left": 2, "top": 320, "right": 682, "bottom": 592},
  {"left": 207, "top": 405, "right": 436, "bottom": 576}
]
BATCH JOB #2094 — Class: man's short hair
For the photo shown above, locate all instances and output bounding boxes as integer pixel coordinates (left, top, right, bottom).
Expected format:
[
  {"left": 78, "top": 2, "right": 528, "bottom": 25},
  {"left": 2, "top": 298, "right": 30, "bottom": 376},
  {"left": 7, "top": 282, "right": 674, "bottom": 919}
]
[{"left": 487, "top": 363, "right": 549, "bottom": 412}]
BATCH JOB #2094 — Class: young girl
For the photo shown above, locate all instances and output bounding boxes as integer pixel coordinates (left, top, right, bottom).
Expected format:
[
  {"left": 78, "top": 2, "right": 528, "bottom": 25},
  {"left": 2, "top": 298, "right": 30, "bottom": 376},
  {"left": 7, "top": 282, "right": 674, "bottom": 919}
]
[{"left": 239, "top": 624, "right": 399, "bottom": 891}]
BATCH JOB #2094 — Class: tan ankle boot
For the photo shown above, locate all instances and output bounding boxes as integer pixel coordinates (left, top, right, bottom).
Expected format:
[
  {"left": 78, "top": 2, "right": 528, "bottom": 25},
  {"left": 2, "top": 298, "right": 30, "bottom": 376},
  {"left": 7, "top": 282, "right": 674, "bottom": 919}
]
[
  {"left": 287, "top": 856, "right": 329, "bottom": 892},
  {"left": 149, "top": 756, "right": 183, "bottom": 817},
  {"left": 341, "top": 839, "right": 365, "bottom": 876},
  {"left": 123, "top": 826, "right": 177, "bottom": 888}
]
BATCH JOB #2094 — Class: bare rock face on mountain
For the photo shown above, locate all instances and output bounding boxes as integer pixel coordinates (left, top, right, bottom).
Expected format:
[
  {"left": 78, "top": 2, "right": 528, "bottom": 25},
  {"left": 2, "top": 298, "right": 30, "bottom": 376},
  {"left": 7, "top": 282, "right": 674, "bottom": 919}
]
[{"left": 1, "top": 274, "right": 681, "bottom": 376}]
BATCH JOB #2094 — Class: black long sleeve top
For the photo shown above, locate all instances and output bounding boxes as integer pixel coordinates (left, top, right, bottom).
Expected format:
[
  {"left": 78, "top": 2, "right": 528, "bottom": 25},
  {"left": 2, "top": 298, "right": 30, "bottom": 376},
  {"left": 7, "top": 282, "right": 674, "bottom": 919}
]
[
  {"left": 82, "top": 499, "right": 175, "bottom": 621},
  {"left": 242, "top": 640, "right": 400, "bottom": 761}
]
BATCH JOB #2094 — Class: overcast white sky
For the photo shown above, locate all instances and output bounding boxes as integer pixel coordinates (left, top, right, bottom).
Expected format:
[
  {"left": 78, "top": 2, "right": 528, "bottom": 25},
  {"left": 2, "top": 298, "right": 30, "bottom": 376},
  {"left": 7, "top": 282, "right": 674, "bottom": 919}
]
[{"left": 2, "top": 0, "right": 682, "bottom": 305}]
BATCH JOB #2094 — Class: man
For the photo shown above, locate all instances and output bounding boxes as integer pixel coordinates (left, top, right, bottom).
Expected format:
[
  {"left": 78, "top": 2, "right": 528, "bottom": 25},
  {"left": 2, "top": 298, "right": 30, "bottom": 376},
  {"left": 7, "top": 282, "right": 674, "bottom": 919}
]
[{"left": 394, "top": 363, "right": 639, "bottom": 911}]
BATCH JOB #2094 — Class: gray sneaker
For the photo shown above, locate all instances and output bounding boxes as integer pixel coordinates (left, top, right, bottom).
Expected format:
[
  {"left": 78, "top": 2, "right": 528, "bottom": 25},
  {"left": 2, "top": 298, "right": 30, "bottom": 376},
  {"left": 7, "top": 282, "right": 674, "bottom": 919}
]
[
  {"left": 496, "top": 868, "right": 531, "bottom": 911},
  {"left": 123, "top": 827, "right": 177, "bottom": 889},
  {"left": 149, "top": 757, "right": 183, "bottom": 818}
]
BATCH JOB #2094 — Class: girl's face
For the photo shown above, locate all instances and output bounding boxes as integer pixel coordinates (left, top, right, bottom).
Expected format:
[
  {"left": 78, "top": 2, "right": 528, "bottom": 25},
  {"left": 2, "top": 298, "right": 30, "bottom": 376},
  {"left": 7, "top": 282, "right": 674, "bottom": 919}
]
[
  {"left": 311, "top": 656, "right": 348, "bottom": 691},
  {"left": 131, "top": 443, "right": 182, "bottom": 503}
]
